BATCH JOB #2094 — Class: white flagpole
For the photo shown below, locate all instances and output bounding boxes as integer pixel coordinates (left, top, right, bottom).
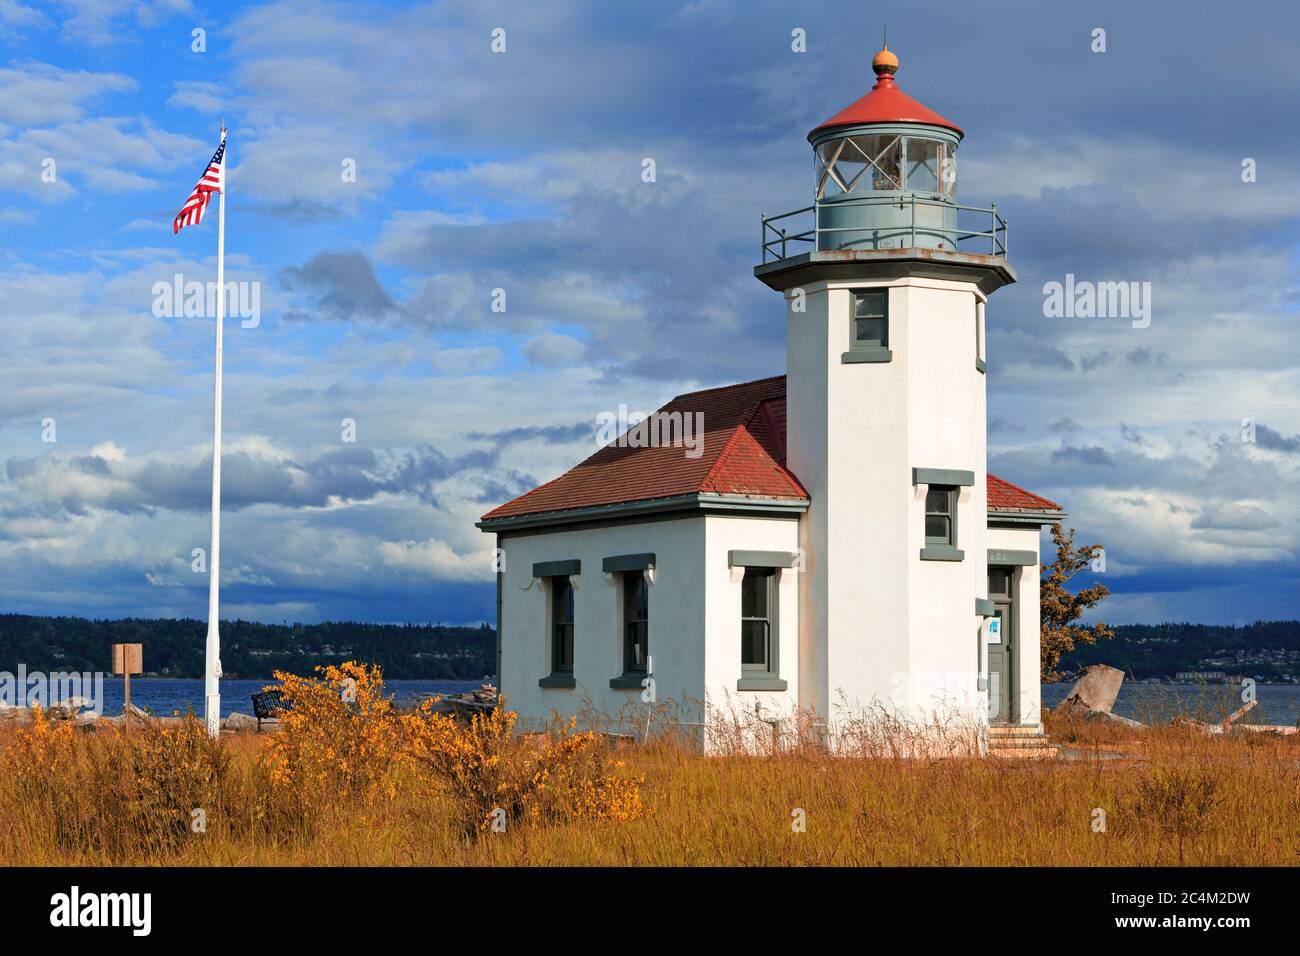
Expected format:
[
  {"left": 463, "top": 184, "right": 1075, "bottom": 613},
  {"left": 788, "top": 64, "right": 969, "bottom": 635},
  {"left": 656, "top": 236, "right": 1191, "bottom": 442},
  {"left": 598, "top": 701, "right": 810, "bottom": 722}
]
[{"left": 204, "top": 122, "right": 228, "bottom": 739}]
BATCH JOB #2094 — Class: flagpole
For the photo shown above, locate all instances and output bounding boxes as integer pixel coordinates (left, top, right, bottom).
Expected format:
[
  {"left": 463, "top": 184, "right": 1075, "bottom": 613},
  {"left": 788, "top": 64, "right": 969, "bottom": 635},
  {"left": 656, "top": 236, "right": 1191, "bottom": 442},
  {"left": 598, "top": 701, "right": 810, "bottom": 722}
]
[{"left": 204, "top": 121, "right": 228, "bottom": 739}]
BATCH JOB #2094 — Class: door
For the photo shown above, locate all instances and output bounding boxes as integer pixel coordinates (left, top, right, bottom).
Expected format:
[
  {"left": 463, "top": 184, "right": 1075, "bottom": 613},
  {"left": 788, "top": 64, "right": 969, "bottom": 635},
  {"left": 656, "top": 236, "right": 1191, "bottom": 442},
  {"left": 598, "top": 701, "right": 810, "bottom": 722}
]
[{"left": 987, "top": 568, "right": 1015, "bottom": 723}]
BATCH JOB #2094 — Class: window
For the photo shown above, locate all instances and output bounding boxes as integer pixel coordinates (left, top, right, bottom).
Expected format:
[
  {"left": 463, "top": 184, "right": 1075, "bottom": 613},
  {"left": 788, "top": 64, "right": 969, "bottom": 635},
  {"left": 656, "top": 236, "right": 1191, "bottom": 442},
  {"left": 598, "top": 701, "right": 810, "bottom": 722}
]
[
  {"left": 988, "top": 568, "right": 1012, "bottom": 597},
  {"left": 925, "top": 486, "right": 957, "bottom": 547},
  {"left": 741, "top": 568, "right": 774, "bottom": 671},
  {"left": 904, "top": 137, "right": 942, "bottom": 194},
  {"left": 852, "top": 289, "right": 888, "bottom": 349},
  {"left": 622, "top": 572, "right": 648, "bottom": 673},
  {"left": 551, "top": 577, "right": 574, "bottom": 673}
]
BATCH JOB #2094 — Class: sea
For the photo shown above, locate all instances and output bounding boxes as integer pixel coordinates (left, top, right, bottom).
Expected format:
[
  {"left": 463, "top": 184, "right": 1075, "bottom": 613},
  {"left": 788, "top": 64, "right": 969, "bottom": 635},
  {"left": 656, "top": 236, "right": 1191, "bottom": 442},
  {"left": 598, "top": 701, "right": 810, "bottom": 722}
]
[
  {"left": 1040, "top": 681, "right": 1300, "bottom": 726},
  {"left": 64, "top": 677, "right": 1300, "bottom": 725},
  {"left": 90, "top": 678, "right": 486, "bottom": 718}
]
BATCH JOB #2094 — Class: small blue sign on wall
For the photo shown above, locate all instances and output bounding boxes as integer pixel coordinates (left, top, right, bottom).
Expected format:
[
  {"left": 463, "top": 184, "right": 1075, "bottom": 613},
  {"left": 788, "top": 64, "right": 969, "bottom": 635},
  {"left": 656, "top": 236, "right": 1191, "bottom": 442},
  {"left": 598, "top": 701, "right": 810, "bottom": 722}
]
[{"left": 987, "top": 618, "right": 1002, "bottom": 644}]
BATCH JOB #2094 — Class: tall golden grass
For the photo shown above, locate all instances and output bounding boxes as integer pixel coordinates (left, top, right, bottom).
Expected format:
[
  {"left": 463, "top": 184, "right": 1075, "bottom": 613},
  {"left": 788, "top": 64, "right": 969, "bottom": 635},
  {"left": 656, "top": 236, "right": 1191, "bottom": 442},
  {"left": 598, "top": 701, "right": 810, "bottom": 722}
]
[{"left": 0, "top": 665, "right": 1295, "bottom": 866}]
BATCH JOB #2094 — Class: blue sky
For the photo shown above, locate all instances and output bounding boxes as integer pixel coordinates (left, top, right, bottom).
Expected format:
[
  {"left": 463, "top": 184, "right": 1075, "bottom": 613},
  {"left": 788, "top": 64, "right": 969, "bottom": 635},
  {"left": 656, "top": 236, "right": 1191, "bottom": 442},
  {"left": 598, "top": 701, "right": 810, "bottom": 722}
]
[{"left": 1, "top": 0, "right": 1298, "bottom": 626}]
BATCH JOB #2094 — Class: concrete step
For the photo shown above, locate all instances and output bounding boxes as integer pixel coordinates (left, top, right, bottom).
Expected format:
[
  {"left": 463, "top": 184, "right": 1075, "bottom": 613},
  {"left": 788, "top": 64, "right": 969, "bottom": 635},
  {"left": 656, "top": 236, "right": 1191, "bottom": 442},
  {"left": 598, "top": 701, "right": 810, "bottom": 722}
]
[{"left": 987, "top": 725, "right": 1059, "bottom": 759}]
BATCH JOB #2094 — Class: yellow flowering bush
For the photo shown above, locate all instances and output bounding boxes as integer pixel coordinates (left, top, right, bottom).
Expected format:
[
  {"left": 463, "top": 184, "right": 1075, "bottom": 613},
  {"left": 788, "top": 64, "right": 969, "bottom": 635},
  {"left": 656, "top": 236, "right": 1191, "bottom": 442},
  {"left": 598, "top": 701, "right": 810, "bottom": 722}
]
[
  {"left": 401, "top": 700, "right": 646, "bottom": 836},
  {"left": 262, "top": 662, "right": 403, "bottom": 812}
]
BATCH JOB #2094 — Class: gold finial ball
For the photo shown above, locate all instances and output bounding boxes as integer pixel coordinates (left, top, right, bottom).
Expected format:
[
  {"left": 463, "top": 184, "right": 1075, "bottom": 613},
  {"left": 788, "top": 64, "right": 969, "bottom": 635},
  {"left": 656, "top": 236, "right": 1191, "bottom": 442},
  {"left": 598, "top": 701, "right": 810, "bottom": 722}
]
[{"left": 872, "top": 46, "right": 899, "bottom": 75}]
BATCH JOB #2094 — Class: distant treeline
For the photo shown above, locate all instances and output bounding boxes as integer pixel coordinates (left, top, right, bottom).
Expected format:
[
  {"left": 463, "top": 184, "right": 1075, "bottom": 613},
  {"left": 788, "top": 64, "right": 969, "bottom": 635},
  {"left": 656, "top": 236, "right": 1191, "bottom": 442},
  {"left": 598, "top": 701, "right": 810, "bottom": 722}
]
[
  {"left": 1058, "top": 620, "right": 1300, "bottom": 682},
  {"left": 0, "top": 614, "right": 496, "bottom": 680}
]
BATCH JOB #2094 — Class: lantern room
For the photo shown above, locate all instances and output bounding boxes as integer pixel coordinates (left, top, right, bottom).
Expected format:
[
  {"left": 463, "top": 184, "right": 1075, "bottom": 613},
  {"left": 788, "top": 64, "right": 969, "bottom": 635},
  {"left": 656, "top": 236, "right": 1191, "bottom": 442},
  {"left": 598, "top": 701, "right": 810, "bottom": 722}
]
[
  {"left": 809, "top": 44, "right": 964, "bottom": 252},
  {"left": 758, "top": 43, "right": 1007, "bottom": 267}
]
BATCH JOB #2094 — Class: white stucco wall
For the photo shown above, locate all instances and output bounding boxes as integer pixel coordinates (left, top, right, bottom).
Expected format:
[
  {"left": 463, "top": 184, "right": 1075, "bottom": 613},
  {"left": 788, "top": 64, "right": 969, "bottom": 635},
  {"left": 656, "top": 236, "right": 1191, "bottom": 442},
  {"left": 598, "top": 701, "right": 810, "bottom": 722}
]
[
  {"left": 786, "top": 276, "right": 991, "bottom": 729},
  {"left": 496, "top": 511, "right": 804, "bottom": 743},
  {"left": 496, "top": 517, "right": 707, "bottom": 732},
  {"left": 702, "top": 514, "right": 801, "bottom": 720},
  {"left": 988, "top": 524, "right": 1044, "bottom": 727}
]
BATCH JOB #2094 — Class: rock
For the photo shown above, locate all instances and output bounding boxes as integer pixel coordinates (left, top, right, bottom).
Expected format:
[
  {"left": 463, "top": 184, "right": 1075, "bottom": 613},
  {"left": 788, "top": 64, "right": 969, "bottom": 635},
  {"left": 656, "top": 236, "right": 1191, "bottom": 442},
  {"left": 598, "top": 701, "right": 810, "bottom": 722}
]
[
  {"left": 1053, "top": 665, "right": 1125, "bottom": 717},
  {"left": 223, "top": 712, "right": 258, "bottom": 732}
]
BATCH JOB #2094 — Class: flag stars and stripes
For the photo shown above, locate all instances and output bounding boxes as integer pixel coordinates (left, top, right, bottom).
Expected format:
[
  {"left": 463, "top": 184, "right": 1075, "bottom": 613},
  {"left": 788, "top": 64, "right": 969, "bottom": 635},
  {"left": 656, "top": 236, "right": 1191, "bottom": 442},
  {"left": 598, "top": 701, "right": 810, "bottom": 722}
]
[{"left": 173, "top": 138, "right": 226, "bottom": 234}]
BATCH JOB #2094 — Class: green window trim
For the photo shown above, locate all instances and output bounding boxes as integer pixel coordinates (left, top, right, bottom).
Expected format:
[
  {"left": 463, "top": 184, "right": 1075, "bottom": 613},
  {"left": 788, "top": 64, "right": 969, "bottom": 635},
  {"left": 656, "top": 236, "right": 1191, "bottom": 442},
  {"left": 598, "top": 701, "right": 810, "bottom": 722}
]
[
  {"left": 532, "top": 559, "right": 580, "bottom": 577},
  {"left": 740, "top": 567, "right": 779, "bottom": 682},
  {"left": 912, "top": 468, "right": 975, "bottom": 487},
  {"left": 549, "top": 574, "right": 575, "bottom": 675},
  {"left": 975, "top": 597, "right": 995, "bottom": 617},
  {"left": 602, "top": 552, "right": 655, "bottom": 573},
  {"left": 841, "top": 347, "right": 893, "bottom": 364},
  {"left": 539, "top": 673, "right": 576, "bottom": 689},
  {"left": 621, "top": 571, "right": 649, "bottom": 676},
  {"left": 609, "top": 674, "right": 647, "bottom": 690},
  {"left": 737, "top": 676, "right": 789, "bottom": 692},
  {"left": 848, "top": 287, "right": 889, "bottom": 354},
  {"left": 920, "top": 545, "right": 965, "bottom": 562},
  {"left": 924, "top": 484, "right": 958, "bottom": 549},
  {"left": 728, "top": 549, "right": 797, "bottom": 568}
]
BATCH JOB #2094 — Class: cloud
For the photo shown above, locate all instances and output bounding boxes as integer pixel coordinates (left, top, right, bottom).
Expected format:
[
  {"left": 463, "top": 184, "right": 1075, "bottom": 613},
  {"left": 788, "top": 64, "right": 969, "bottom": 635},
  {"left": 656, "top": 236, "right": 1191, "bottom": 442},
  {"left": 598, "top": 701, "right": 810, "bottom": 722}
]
[
  {"left": 524, "top": 332, "right": 586, "bottom": 368},
  {"left": 1255, "top": 424, "right": 1300, "bottom": 454},
  {"left": 280, "top": 250, "right": 398, "bottom": 323},
  {"left": 52, "top": 0, "right": 194, "bottom": 47}
]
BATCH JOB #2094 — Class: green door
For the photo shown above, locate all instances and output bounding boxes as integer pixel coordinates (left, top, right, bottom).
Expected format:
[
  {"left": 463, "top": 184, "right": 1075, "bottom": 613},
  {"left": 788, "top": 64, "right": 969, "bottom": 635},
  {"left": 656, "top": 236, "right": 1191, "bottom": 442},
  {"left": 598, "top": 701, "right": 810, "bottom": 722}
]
[
  {"left": 987, "top": 605, "right": 1013, "bottom": 722},
  {"left": 987, "top": 567, "right": 1016, "bottom": 724}
]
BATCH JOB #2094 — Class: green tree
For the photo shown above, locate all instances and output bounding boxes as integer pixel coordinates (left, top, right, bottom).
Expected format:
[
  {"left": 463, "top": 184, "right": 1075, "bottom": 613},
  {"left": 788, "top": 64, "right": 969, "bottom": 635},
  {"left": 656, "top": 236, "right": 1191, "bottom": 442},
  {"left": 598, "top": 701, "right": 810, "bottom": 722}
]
[{"left": 1040, "top": 523, "right": 1114, "bottom": 680}]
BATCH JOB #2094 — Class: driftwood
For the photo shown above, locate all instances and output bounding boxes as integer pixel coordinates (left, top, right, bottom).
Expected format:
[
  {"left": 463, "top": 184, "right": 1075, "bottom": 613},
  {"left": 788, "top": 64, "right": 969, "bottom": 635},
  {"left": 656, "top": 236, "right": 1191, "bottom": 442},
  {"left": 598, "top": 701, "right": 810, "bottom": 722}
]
[{"left": 421, "top": 684, "right": 498, "bottom": 719}]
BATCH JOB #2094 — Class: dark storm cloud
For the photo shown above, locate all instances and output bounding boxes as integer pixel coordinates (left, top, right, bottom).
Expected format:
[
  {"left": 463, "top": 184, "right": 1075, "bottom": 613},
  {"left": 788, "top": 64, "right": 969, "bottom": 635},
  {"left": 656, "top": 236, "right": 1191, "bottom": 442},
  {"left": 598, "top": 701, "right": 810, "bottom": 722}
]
[
  {"left": 1255, "top": 424, "right": 1300, "bottom": 454},
  {"left": 280, "top": 251, "right": 399, "bottom": 323}
]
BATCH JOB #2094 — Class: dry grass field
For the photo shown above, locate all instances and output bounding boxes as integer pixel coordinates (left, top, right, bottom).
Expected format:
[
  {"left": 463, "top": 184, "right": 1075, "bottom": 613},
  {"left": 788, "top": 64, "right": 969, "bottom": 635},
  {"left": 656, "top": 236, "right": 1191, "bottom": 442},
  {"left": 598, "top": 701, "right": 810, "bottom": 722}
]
[{"left": 1, "top": 664, "right": 1296, "bottom": 867}]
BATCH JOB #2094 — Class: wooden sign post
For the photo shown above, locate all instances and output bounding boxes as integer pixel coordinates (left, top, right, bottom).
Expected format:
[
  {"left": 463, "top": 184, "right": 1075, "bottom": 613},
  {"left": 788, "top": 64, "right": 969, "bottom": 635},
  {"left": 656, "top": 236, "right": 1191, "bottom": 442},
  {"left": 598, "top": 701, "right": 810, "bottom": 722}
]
[{"left": 112, "top": 643, "right": 143, "bottom": 727}]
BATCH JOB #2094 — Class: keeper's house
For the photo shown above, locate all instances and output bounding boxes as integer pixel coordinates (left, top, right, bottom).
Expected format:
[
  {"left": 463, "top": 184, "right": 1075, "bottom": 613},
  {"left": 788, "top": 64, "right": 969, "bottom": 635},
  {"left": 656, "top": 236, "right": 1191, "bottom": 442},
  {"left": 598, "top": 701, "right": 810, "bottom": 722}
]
[{"left": 478, "top": 45, "right": 1064, "bottom": 750}]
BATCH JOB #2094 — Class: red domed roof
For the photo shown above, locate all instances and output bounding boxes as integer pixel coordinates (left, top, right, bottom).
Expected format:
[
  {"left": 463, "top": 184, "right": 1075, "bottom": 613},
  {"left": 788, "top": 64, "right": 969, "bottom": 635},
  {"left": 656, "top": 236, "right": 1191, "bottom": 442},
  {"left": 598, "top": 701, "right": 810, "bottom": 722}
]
[{"left": 809, "top": 47, "right": 963, "bottom": 141}]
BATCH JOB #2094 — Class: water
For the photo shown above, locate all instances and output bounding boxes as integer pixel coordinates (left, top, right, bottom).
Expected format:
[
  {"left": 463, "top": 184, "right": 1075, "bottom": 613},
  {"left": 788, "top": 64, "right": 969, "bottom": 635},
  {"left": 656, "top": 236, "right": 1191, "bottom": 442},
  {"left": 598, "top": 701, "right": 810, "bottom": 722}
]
[
  {"left": 1041, "top": 682, "right": 1300, "bottom": 726},
  {"left": 64, "top": 678, "right": 1300, "bottom": 725},
  {"left": 91, "top": 678, "right": 487, "bottom": 718}
]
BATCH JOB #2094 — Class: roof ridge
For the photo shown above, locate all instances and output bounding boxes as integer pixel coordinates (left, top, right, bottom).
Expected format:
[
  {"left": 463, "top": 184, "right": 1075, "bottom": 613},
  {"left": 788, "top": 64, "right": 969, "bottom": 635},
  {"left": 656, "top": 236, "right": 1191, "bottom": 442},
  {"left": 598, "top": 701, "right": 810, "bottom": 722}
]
[
  {"left": 700, "top": 400, "right": 762, "bottom": 492},
  {"left": 669, "top": 373, "right": 785, "bottom": 403},
  {"left": 701, "top": 398, "right": 808, "bottom": 499}
]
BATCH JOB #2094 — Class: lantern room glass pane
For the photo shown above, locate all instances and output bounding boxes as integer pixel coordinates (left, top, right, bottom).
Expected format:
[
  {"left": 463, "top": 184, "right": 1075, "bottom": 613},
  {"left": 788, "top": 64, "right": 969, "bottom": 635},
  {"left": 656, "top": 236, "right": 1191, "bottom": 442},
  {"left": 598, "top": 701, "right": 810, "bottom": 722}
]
[
  {"left": 815, "top": 134, "right": 905, "bottom": 197},
  {"left": 904, "top": 137, "right": 942, "bottom": 193}
]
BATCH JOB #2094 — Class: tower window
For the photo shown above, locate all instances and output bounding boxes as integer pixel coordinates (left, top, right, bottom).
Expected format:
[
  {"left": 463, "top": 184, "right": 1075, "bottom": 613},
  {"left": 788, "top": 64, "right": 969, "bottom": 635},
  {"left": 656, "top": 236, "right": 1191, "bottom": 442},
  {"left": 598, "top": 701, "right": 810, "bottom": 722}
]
[
  {"left": 925, "top": 486, "right": 957, "bottom": 547},
  {"left": 852, "top": 289, "right": 888, "bottom": 349}
]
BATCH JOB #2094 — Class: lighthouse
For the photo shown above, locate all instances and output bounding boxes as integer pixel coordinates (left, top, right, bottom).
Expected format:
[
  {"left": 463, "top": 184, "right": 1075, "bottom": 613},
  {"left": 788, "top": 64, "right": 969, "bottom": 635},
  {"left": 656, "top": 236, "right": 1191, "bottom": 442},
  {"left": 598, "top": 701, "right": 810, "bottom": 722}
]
[
  {"left": 480, "top": 42, "right": 1064, "bottom": 754},
  {"left": 755, "top": 43, "right": 1015, "bottom": 729}
]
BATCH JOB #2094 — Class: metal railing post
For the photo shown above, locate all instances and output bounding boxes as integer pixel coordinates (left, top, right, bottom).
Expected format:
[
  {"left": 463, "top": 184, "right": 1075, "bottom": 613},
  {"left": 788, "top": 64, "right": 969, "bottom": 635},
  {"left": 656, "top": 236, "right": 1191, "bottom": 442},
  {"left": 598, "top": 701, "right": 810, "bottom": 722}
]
[
  {"left": 990, "top": 203, "right": 997, "bottom": 255},
  {"left": 910, "top": 194, "right": 916, "bottom": 248}
]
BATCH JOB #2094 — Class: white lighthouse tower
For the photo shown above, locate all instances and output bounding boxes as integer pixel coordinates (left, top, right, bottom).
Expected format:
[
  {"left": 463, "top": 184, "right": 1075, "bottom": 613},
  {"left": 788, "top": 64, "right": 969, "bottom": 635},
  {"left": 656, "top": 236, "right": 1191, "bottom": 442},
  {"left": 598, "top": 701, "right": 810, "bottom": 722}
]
[{"left": 755, "top": 43, "right": 1015, "bottom": 732}]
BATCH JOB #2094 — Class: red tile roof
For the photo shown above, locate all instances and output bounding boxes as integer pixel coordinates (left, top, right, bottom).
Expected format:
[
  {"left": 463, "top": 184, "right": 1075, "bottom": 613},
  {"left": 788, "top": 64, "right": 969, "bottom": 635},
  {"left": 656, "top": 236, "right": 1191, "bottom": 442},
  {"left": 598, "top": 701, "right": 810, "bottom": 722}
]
[
  {"left": 987, "top": 473, "right": 1062, "bottom": 512},
  {"left": 481, "top": 376, "right": 807, "bottom": 522},
  {"left": 481, "top": 376, "right": 1062, "bottom": 523}
]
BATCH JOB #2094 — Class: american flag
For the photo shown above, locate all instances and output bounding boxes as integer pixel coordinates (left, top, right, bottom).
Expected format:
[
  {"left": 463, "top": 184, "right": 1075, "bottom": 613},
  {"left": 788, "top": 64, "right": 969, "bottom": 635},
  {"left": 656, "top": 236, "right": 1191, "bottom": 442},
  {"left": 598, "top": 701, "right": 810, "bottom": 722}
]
[{"left": 173, "top": 137, "right": 225, "bottom": 234}]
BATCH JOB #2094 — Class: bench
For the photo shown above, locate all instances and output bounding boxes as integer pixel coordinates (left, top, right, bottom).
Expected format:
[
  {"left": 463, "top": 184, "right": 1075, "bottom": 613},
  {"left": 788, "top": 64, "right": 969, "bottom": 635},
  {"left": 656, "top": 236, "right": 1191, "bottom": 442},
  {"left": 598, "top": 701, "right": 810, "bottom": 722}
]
[{"left": 251, "top": 690, "right": 285, "bottom": 731}]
